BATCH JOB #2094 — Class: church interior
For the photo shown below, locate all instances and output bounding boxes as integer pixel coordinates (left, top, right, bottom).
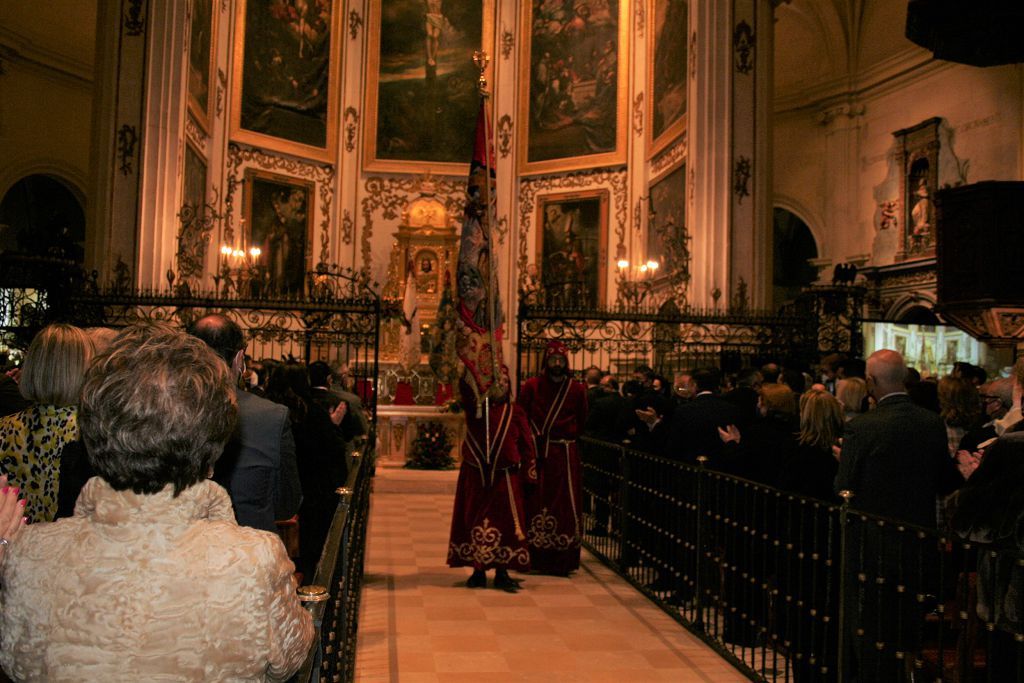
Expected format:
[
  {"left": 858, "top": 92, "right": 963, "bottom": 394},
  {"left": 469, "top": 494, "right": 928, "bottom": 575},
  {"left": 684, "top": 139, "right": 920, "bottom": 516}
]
[{"left": 1, "top": 0, "right": 1024, "bottom": 680}]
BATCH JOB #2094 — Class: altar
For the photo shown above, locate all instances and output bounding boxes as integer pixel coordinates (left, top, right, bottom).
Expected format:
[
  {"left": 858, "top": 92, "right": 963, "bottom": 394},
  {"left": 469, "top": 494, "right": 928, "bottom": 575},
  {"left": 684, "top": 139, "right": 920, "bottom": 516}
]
[{"left": 374, "top": 178, "right": 465, "bottom": 468}]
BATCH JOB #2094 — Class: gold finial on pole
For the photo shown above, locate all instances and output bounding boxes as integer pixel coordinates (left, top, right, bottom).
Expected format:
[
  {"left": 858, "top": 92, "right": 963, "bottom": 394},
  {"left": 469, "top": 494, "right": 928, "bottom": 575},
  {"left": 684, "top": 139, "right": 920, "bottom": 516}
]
[{"left": 473, "top": 50, "right": 490, "bottom": 94}]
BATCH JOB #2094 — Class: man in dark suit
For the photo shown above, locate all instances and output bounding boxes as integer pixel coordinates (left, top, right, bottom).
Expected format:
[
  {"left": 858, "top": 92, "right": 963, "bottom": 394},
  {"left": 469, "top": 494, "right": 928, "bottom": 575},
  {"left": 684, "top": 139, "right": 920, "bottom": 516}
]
[
  {"left": 663, "top": 367, "right": 739, "bottom": 464},
  {"left": 190, "top": 314, "right": 302, "bottom": 533},
  {"left": 835, "top": 349, "right": 962, "bottom": 681},
  {"left": 308, "top": 360, "right": 368, "bottom": 454}
]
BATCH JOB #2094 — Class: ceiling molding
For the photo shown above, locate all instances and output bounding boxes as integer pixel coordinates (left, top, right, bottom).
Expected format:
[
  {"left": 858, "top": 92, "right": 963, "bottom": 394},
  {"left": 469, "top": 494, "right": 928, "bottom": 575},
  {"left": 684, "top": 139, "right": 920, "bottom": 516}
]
[
  {"left": 0, "top": 26, "right": 93, "bottom": 86},
  {"left": 774, "top": 45, "right": 943, "bottom": 114}
]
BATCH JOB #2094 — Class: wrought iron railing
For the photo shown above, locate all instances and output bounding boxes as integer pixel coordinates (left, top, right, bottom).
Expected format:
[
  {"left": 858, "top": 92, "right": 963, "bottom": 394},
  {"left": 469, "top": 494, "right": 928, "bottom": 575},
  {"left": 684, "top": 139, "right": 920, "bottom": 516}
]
[
  {"left": 517, "top": 287, "right": 864, "bottom": 387},
  {"left": 580, "top": 436, "right": 1024, "bottom": 682},
  {"left": 291, "top": 438, "right": 374, "bottom": 683}
]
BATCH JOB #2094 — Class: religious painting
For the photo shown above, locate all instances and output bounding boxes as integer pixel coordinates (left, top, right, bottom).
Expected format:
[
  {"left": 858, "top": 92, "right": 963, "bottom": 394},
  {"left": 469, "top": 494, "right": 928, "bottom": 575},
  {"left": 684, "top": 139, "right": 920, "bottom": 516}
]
[
  {"left": 182, "top": 142, "right": 208, "bottom": 213},
  {"left": 894, "top": 117, "right": 940, "bottom": 261},
  {"left": 647, "top": 0, "right": 687, "bottom": 158},
  {"left": 535, "top": 190, "right": 609, "bottom": 308},
  {"left": 413, "top": 248, "right": 440, "bottom": 296},
  {"left": 177, "top": 142, "right": 209, "bottom": 284},
  {"left": 646, "top": 162, "right": 686, "bottom": 271},
  {"left": 364, "top": 0, "right": 494, "bottom": 174},
  {"left": 187, "top": 0, "right": 217, "bottom": 132},
  {"left": 518, "top": 0, "right": 628, "bottom": 175},
  {"left": 242, "top": 169, "right": 315, "bottom": 296},
  {"left": 231, "top": 0, "right": 340, "bottom": 162}
]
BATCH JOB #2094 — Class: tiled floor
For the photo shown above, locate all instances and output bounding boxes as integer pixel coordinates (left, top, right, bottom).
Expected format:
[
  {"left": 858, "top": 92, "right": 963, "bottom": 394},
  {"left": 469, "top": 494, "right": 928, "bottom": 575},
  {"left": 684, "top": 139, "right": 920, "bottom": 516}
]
[{"left": 355, "top": 467, "right": 747, "bottom": 682}]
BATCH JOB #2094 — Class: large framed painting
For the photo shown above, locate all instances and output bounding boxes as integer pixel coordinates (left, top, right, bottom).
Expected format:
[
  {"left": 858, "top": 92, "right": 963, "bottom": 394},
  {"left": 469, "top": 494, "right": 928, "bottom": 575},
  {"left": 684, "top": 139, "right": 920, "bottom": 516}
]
[
  {"left": 647, "top": 0, "right": 687, "bottom": 158},
  {"left": 182, "top": 141, "right": 208, "bottom": 211},
  {"left": 363, "top": 0, "right": 494, "bottom": 175},
  {"left": 535, "top": 190, "right": 609, "bottom": 307},
  {"left": 187, "top": 0, "right": 217, "bottom": 133},
  {"left": 646, "top": 161, "right": 686, "bottom": 271},
  {"left": 242, "top": 169, "right": 315, "bottom": 296},
  {"left": 231, "top": 0, "right": 341, "bottom": 162},
  {"left": 518, "top": 1, "right": 629, "bottom": 176}
]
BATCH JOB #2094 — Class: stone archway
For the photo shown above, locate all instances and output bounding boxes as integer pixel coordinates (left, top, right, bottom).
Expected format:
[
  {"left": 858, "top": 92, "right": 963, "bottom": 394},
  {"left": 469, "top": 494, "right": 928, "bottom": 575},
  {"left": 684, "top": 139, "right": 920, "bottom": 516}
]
[
  {"left": 0, "top": 174, "right": 85, "bottom": 263},
  {"left": 772, "top": 207, "right": 818, "bottom": 309}
]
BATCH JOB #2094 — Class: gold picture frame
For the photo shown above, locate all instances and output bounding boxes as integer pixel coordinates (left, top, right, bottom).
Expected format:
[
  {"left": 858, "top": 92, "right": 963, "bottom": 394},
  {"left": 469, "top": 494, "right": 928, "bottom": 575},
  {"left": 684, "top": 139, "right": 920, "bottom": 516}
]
[
  {"left": 534, "top": 190, "right": 609, "bottom": 307},
  {"left": 241, "top": 169, "right": 316, "bottom": 297},
  {"left": 646, "top": 0, "right": 688, "bottom": 159},
  {"left": 518, "top": 1, "right": 629, "bottom": 176},
  {"left": 362, "top": 0, "right": 494, "bottom": 175},
  {"left": 230, "top": 0, "right": 342, "bottom": 163},
  {"left": 186, "top": 0, "right": 218, "bottom": 134}
]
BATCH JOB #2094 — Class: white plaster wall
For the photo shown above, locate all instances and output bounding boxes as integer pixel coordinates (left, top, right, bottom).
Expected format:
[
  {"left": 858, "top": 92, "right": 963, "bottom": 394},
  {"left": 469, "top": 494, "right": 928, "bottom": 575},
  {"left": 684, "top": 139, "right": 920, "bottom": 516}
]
[
  {"left": 774, "top": 62, "right": 1023, "bottom": 269},
  {"left": 0, "top": 1, "right": 96, "bottom": 201}
]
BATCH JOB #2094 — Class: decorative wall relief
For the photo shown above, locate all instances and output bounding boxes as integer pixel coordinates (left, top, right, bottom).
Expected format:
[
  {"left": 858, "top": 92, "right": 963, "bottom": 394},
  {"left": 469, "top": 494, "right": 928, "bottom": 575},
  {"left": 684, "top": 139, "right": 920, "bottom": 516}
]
[
  {"left": 348, "top": 9, "right": 363, "bottom": 39},
  {"left": 635, "top": 0, "right": 646, "bottom": 37},
  {"left": 216, "top": 68, "right": 227, "bottom": 118},
  {"left": 363, "top": 0, "right": 493, "bottom": 174},
  {"left": 878, "top": 200, "right": 898, "bottom": 231},
  {"left": 341, "top": 209, "right": 354, "bottom": 245},
  {"left": 343, "top": 106, "right": 359, "bottom": 153},
  {"left": 501, "top": 25, "right": 514, "bottom": 59},
  {"left": 225, "top": 143, "right": 336, "bottom": 269},
  {"left": 184, "top": 113, "right": 208, "bottom": 156},
  {"left": 689, "top": 32, "right": 696, "bottom": 80},
  {"left": 516, "top": 168, "right": 628, "bottom": 294},
  {"left": 518, "top": 0, "right": 629, "bottom": 175},
  {"left": 359, "top": 174, "right": 464, "bottom": 273},
  {"left": 647, "top": 0, "right": 687, "bottom": 158},
  {"left": 733, "top": 20, "right": 755, "bottom": 75},
  {"left": 894, "top": 117, "right": 941, "bottom": 261},
  {"left": 231, "top": 0, "right": 341, "bottom": 162},
  {"left": 651, "top": 133, "right": 686, "bottom": 180},
  {"left": 124, "top": 0, "right": 146, "bottom": 36},
  {"left": 117, "top": 124, "right": 138, "bottom": 175},
  {"left": 733, "top": 155, "right": 751, "bottom": 202},
  {"left": 186, "top": 0, "right": 217, "bottom": 132},
  {"left": 497, "top": 114, "right": 513, "bottom": 158},
  {"left": 632, "top": 93, "right": 644, "bottom": 135}
]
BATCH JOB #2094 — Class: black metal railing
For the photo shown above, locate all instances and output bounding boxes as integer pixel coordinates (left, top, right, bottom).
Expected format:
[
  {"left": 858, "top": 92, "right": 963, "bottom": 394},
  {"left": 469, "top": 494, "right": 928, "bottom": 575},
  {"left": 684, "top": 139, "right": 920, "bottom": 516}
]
[
  {"left": 516, "top": 287, "right": 864, "bottom": 388},
  {"left": 580, "top": 436, "right": 1024, "bottom": 682},
  {"left": 292, "top": 437, "right": 375, "bottom": 683}
]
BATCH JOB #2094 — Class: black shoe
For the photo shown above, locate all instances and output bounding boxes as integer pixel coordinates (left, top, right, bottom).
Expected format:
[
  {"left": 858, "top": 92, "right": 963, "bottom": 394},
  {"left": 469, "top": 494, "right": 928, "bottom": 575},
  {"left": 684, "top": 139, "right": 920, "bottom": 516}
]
[
  {"left": 493, "top": 572, "right": 520, "bottom": 593},
  {"left": 466, "top": 570, "right": 487, "bottom": 588}
]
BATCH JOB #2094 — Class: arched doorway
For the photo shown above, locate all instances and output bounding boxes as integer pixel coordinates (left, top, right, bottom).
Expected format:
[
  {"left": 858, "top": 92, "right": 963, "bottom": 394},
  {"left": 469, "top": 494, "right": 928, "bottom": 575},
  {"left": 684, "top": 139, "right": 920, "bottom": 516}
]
[
  {"left": 772, "top": 207, "right": 818, "bottom": 309},
  {"left": 0, "top": 175, "right": 85, "bottom": 263}
]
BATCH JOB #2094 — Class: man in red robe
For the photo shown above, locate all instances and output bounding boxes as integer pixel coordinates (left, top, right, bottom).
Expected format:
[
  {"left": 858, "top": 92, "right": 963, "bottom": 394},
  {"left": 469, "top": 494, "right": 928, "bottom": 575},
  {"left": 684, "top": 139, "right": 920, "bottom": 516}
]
[
  {"left": 518, "top": 340, "right": 588, "bottom": 575},
  {"left": 447, "top": 372, "right": 538, "bottom": 592}
]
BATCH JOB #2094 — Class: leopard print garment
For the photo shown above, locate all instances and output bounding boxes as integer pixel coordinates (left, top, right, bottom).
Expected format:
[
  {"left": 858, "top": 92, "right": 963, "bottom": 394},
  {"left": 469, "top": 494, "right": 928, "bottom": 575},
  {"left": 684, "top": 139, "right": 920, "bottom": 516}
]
[{"left": 0, "top": 405, "right": 78, "bottom": 523}]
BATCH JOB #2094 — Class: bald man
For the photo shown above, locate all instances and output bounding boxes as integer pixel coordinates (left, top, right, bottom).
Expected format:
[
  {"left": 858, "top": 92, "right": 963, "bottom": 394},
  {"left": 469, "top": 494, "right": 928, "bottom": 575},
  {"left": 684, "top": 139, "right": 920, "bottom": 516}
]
[
  {"left": 835, "top": 349, "right": 960, "bottom": 526},
  {"left": 834, "top": 349, "right": 962, "bottom": 681}
]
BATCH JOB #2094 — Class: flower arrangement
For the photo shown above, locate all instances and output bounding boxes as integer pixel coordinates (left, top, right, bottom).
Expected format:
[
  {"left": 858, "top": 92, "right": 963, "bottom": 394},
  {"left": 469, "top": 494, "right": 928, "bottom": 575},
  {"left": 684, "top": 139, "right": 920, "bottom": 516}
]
[{"left": 405, "top": 420, "right": 456, "bottom": 470}]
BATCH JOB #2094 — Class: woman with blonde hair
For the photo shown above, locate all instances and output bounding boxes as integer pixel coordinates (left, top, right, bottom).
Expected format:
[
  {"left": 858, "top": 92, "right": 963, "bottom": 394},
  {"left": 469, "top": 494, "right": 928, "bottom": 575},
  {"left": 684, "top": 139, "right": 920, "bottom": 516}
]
[
  {"left": 776, "top": 388, "right": 843, "bottom": 501},
  {"left": 836, "top": 376, "right": 867, "bottom": 421},
  {"left": 0, "top": 324, "right": 92, "bottom": 522}
]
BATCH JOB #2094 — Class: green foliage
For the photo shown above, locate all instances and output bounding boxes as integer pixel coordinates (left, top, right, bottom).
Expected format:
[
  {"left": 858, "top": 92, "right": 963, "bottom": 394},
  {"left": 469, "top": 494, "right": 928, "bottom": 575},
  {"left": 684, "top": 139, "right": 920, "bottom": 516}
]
[{"left": 405, "top": 420, "right": 456, "bottom": 470}]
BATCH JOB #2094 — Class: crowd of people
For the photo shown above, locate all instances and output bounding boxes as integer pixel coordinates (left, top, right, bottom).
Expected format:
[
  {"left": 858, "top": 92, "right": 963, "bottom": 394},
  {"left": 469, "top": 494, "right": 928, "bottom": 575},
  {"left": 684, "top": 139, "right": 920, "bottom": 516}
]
[
  {"left": 0, "top": 318, "right": 367, "bottom": 679},
  {"left": 574, "top": 351, "right": 1024, "bottom": 681}
]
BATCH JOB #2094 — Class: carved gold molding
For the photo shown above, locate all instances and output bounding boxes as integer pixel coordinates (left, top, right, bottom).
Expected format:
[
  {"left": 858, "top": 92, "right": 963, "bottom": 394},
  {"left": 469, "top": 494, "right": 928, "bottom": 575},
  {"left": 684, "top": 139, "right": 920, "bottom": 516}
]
[
  {"left": 360, "top": 174, "right": 464, "bottom": 273},
  {"left": 651, "top": 134, "right": 687, "bottom": 180}
]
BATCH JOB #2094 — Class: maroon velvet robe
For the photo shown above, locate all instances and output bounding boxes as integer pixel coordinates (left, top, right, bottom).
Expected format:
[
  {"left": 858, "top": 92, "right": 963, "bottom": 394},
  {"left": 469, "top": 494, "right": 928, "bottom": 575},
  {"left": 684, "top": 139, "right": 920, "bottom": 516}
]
[
  {"left": 447, "top": 401, "right": 538, "bottom": 571},
  {"left": 518, "top": 374, "right": 588, "bottom": 574}
]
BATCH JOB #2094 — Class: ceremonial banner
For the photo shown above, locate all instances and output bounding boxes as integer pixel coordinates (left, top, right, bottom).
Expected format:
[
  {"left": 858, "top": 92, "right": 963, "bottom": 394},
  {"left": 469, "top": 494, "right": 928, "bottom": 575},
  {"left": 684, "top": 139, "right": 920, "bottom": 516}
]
[
  {"left": 454, "top": 99, "right": 505, "bottom": 407},
  {"left": 400, "top": 263, "right": 421, "bottom": 372}
]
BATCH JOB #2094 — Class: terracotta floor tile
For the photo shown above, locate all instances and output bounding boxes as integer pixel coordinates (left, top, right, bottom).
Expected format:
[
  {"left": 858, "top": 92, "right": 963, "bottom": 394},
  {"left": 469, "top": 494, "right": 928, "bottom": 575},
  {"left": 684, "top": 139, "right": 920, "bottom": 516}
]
[{"left": 356, "top": 467, "right": 755, "bottom": 682}]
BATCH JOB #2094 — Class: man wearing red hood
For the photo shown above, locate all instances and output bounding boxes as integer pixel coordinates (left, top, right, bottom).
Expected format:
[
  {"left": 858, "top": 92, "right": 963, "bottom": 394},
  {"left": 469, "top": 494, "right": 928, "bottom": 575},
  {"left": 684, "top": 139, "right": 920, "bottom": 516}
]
[
  {"left": 518, "top": 340, "right": 588, "bottom": 575},
  {"left": 447, "top": 371, "right": 537, "bottom": 592}
]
